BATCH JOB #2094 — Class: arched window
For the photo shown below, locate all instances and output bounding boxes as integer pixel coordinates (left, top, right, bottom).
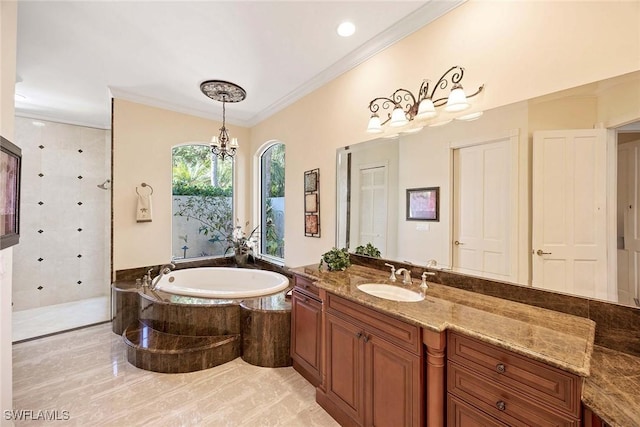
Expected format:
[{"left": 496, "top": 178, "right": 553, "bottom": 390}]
[
  {"left": 172, "top": 144, "right": 233, "bottom": 260},
  {"left": 259, "top": 143, "right": 285, "bottom": 260}
]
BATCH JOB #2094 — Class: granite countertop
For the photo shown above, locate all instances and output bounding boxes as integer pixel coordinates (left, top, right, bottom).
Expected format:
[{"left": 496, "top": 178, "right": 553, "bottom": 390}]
[
  {"left": 291, "top": 264, "right": 595, "bottom": 377},
  {"left": 583, "top": 345, "right": 640, "bottom": 427}
]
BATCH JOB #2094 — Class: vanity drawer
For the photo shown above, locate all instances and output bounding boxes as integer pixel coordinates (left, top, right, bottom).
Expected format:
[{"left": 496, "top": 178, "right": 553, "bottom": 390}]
[
  {"left": 448, "top": 332, "right": 581, "bottom": 417},
  {"left": 294, "top": 275, "right": 320, "bottom": 298},
  {"left": 447, "top": 394, "right": 508, "bottom": 427},
  {"left": 448, "top": 362, "right": 579, "bottom": 427},
  {"left": 326, "top": 293, "right": 420, "bottom": 354}
]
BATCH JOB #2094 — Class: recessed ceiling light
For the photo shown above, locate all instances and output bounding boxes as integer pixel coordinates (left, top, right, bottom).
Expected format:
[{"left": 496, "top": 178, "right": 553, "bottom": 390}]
[
  {"left": 337, "top": 21, "right": 355, "bottom": 37},
  {"left": 32, "top": 121, "right": 46, "bottom": 127}
]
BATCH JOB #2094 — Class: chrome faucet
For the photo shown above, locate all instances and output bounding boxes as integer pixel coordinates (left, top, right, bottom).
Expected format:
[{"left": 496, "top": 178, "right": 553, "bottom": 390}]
[
  {"left": 421, "top": 271, "right": 436, "bottom": 289},
  {"left": 150, "top": 263, "right": 175, "bottom": 290},
  {"left": 384, "top": 263, "right": 397, "bottom": 281},
  {"left": 395, "top": 268, "right": 412, "bottom": 284}
]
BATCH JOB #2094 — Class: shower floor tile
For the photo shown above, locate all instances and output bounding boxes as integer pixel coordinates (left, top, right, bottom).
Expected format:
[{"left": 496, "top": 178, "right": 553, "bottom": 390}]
[{"left": 12, "top": 296, "right": 110, "bottom": 342}]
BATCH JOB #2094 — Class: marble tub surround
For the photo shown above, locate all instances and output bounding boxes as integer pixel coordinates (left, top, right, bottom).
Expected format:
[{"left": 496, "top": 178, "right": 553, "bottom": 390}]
[
  {"left": 114, "top": 255, "right": 293, "bottom": 282},
  {"left": 138, "top": 289, "right": 242, "bottom": 337},
  {"left": 124, "top": 323, "right": 241, "bottom": 373},
  {"left": 582, "top": 346, "right": 640, "bottom": 427},
  {"left": 240, "top": 293, "right": 292, "bottom": 367},
  {"left": 111, "top": 280, "right": 139, "bottom": 335},
  {"left": 292, "top": 264, "right": 595, "bottom": 376},
  {"left": 351, "top": 254, "right": 640, "bottom": 357}
]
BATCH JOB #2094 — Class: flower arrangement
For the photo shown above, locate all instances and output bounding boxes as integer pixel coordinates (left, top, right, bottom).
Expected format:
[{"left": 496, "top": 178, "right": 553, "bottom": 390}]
[
  {"left": 319, "top": 247, "right": 351, "bottom": 271},
  {"left": 226, "top": 220, "right": 259, "bottom": 264}
]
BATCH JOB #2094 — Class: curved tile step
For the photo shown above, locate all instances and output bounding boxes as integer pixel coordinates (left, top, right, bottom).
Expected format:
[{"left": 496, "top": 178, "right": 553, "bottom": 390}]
[{"left": 123, "top": 323, "right": 240, "bottom": 373}]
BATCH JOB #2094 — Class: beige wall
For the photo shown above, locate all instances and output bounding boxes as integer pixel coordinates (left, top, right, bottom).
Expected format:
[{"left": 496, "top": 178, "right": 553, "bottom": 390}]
[
  {"left": 0, "top": 1, "right": 17, "bottom": 423},
  {"left": 249, "top": 0, "right": 640, "bottom": 268},
  {"left": 111, "top": 1, "right": 640, "bottom": 271},
  {"left": 112, "top": 99, "right": 250, "bottom": 270}
]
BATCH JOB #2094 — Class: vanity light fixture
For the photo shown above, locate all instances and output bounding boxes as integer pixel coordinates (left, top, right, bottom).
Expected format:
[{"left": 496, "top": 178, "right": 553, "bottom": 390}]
[
  {"left": 201, "top": 80, "right": 246, "bottom": 161},
  {"left": 366, "top": 66, "right": 484, "bottom": 133}
]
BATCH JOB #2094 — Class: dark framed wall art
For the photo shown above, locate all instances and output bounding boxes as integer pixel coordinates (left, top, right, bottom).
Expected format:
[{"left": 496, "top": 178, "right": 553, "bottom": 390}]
[
  {"left": 406, "top": 187, "right": 439, "bottom": 221},
  {"left": 304, "top": 168, "right": 320, "bottom": 237},
  {"left": 1, "top": 136, "right": 22, "bottom": 249}
]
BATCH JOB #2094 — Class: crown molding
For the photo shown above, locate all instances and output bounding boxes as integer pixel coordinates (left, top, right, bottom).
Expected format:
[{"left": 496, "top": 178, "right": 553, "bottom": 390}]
[
  {"left": 109, "top": 0, "right": 465, "bottom": 130},
  {"left": 245, "top": 0, "right": 466, "bottom": 127},
  {"left": 108, "top": 87, "right": 251, "bottom": 128},
  {"left": 15, "top": 111, "right": 111, "bottom": 130}
]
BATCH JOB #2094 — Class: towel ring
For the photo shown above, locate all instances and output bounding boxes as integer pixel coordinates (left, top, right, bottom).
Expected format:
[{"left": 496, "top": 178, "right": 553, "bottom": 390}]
[{"left": 136, "top": 182, "right": 154, "bottom": 195}]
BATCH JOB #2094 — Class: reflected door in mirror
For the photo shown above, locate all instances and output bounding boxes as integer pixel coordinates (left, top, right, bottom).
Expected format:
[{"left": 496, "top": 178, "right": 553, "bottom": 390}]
[{"left": 532, "top": 129, "right": 608, "bottom": 300}]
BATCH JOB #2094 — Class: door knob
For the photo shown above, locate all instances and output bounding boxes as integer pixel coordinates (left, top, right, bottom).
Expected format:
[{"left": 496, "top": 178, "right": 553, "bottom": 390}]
[
  {"left": 536, "top": 249, "right": 552, "bottom": 256},
  {"left": 454, "top": 241, "right": 464, "bottom": 246}
]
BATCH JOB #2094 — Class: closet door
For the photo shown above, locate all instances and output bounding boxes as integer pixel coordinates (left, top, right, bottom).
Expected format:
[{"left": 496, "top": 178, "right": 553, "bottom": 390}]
[
  {"left": 532, "top": 129, "right": 608, "bottom": 299},
  {"left": 453, "top": 138, "right": 512, "bottom": 280}
]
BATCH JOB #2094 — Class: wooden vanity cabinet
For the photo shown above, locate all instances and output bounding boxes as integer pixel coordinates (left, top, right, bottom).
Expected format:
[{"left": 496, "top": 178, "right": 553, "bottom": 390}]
[
  {"left": 291, "top": 274, "right": 323, "bottom": 386},
  {"left": 318, "top": 292, "right": 423, "bottom": 427},
  {"left": 447, "top": 332, "right": 582, "bottom": 427}
]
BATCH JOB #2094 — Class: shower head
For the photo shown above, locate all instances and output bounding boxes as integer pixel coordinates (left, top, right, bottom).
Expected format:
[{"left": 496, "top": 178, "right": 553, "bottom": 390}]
[{"left": 97, "top": 179, "right": 111, "bottom": 190}]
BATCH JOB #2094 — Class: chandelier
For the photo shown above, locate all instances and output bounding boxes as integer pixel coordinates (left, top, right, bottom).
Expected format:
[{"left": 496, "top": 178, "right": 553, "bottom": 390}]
[
  {"left": 200, "top": 80, "right": 247, "bottom": 160},
  {"left": 367, "top": 66, "right": 484, "bottom": 133}
]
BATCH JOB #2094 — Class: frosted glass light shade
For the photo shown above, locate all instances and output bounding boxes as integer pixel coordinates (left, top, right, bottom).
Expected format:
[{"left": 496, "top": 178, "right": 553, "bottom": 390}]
[
  {"left": 390, "top": 106, "right": 408, "bottom": 127},
  {"left": 366, "top": 114, "right": 382, "bottom": 133},
  {"left": 230, "top": 138, "right": 239, "bottom": 148},
  {"left": 445, "top": 85, "right": 469, "bottom": 112},
  {"left": 415, "top": 98, "right": 437, "bottom": 119},
  {"left": 211, "top": 136, "right": 220, "bottom": 147}
]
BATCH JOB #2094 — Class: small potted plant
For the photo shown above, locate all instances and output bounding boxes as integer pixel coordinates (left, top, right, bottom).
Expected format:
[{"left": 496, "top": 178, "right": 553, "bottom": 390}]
[
  {"left": 319, "top": 247, "right": 351, "bottom": 271},
  {"left": 354, "top": 242, "right": 381, "bottom": 258}
]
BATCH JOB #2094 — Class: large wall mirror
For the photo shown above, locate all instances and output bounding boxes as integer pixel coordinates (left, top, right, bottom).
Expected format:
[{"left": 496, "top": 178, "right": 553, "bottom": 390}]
[{"left": 337, "top": 70, "right": 640, "bottom": 308}]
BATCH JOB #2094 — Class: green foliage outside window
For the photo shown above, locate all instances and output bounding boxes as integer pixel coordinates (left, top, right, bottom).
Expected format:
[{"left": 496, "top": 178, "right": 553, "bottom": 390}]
[
  {"left": 262, "top": 143, "right": 285, "bottom": 258},
  {"left": 172, "top": 144, "right": 234, "bottom": 259}
]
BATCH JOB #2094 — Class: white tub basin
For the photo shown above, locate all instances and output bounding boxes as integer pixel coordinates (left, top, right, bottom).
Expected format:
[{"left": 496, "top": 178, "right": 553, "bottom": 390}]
[{"left": 356, "top": 284, "right": 424, "bottom": 302}]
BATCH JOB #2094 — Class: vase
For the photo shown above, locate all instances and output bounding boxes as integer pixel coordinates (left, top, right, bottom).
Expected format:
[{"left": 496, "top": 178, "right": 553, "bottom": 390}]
[{"left": 234, "top": 251, "right": 249, "bottom": 266}]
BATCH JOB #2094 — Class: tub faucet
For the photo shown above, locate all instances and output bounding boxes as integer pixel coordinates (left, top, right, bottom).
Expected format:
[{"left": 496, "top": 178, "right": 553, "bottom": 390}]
[
  {"left": 151, "top": 263, "right": 175, "bottom": 290},
  {"left": 395, "top": 268, "right": 412, "bottom": 285}
]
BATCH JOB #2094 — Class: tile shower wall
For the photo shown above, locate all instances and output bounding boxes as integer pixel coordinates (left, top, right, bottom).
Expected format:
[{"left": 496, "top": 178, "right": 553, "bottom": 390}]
[{"left": 12, "top": 117, "right": 110, "bottom": 311}]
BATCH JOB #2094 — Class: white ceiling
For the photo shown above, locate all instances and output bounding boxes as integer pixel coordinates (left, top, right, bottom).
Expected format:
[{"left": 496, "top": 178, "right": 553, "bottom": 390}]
[{"left": 14, "top": 1, "right": 463, "bottom": 130}]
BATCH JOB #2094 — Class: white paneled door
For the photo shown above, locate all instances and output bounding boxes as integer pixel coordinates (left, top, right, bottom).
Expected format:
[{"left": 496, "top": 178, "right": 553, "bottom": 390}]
[
  {"left": 532, "top": 129, "right": 608, "bottom": 299},
  {"left": 617, "top": 139, "right": 640, "bottom": 306},
  {"left": 452, "top": 136, "right": 515, "bottom": 281},
  {"left": 358, "top": 164, "right": 388, "bottom": 255}
]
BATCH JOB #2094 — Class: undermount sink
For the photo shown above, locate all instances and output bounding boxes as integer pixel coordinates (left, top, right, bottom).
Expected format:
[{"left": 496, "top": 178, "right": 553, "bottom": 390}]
[{"left": 357, "top": 284, "right": 424, "bottom": 302}]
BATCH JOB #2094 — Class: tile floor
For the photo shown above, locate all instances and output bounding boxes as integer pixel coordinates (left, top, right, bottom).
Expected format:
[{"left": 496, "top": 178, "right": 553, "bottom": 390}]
[
  {"left": 12, "top": 296, "right": 110, "bottom": 342},
  {"left": 12, "top": 323, "right": 339, "bottom": 426}
]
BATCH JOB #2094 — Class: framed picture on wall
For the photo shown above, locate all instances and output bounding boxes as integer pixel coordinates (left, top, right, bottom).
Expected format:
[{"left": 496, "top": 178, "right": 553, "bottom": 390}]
[
  {"left": 1, "top": 136, "right": 22, "bottom": 249},
  {"left": 406, "top": 187, "right": 439, "bottom": 221},
  {"left": 304, "top": 168, "right": 320, "bottom": 237}
]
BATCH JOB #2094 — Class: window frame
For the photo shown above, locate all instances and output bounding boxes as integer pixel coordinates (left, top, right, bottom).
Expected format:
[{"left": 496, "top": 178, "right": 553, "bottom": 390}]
[
  {"left": 171, "top": 142, "right": 235, "bottom": 262},
  {"left": 255, "top": 141, "right": 285, "bottom": 265}
]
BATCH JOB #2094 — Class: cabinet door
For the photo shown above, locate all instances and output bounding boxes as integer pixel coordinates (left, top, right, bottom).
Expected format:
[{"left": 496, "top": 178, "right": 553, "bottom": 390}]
[
  {"left": 291, "top": 290, "right": 322, "bottom": 385},
  {"left": 326, "top": 312, "right": 365, "bottom": 424},
  {"left": 365, "top": 334, "right": 423, "bottom": 427}
]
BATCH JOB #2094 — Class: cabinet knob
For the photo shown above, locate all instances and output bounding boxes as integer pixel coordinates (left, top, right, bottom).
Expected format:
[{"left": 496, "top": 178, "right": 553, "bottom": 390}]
[
  {"left": 496, "top": 401, "right": 506, "bottom": 411},
  {"left": 303, "top": 297, "right": 309, "bottom": 303},
  {"left": 363, "top": 334, "right": 370, "bottom": 343},
  {"left": 356, "top": 332, "right": 363, "bottom": 339},
  {"left": 496, "top": 363, "right": 506, "bottom": 373}
]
